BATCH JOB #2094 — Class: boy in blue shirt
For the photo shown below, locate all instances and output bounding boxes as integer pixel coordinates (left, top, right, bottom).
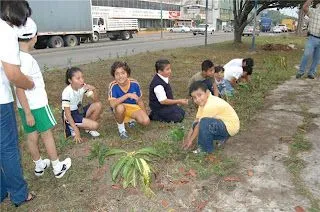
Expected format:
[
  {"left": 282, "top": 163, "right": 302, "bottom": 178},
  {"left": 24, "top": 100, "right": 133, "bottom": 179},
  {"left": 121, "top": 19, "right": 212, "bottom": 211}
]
[{"left": 108, "top": 61, "right": 150, "bottom": 139}]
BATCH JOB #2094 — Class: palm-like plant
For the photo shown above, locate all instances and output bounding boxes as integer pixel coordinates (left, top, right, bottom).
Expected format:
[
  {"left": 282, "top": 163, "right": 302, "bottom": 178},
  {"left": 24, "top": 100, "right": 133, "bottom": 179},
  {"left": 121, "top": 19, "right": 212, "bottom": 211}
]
[{"left": 89, "top": 145, "right": 161, "bottom": 196}]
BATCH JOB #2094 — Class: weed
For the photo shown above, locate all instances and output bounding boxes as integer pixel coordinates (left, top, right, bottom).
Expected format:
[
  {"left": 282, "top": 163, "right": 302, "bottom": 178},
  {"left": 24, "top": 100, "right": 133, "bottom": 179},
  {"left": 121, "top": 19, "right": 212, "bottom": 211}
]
[
  {"left": 88, "top": 142, "right": 108, "bottom": 166},
  {"left": 169, "top": 125, "right": 185, "bottom": 142}
]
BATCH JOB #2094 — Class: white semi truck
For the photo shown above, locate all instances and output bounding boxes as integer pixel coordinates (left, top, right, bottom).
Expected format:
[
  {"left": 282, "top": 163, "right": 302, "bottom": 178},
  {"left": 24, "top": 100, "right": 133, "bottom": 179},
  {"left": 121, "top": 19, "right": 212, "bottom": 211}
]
[{"left": 28, "top": 0, "right": 139, "bottom": 49}]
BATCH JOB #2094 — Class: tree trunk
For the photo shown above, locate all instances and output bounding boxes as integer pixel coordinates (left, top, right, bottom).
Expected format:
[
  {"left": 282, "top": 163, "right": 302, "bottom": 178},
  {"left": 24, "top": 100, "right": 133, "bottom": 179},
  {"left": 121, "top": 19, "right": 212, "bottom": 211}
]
[
  {"left": 234, "top": 28, "right": 243, "bottom": 43},
  {"left": 234, "top": 21, "right": 245, "bottom": 43},
  {"left": 296, "top": 8, "right": 304, "bottom": 36}
]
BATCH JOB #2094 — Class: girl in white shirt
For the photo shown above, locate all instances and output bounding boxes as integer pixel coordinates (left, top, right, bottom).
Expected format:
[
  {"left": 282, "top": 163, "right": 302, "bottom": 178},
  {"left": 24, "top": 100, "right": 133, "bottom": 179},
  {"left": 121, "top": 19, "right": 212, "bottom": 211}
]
[{"left": 62, "top": 67, "right": 102, "bottom": 143}]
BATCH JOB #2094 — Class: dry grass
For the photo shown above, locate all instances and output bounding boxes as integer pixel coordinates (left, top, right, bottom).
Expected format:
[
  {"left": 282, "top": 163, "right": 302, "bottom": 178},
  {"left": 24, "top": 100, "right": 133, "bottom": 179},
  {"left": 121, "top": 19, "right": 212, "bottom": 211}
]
[{"left": 1, "top": 35, "right": 308, "bottom": 211}]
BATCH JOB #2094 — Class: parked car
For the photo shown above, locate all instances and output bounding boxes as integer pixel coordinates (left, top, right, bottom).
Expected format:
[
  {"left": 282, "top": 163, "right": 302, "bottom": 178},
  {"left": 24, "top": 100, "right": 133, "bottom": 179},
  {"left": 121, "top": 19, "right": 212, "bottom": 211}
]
[
  {"left": 272, "top": 26, "right": 282, "bottom": 33},
  {"left": 192, "top": 24, "right": 215, "bottom": 35},
  {"left": 277, "top": 24, "right": 288, "bottom": 32},
  {"left": 242, "top": 26, "right": 260, "bottom": 36},
  {"left": 223, "top": 26, "right": 233, "bottom": 32},
  {"left": 169, "top": 25, "right": 191, "bottom": 33}
]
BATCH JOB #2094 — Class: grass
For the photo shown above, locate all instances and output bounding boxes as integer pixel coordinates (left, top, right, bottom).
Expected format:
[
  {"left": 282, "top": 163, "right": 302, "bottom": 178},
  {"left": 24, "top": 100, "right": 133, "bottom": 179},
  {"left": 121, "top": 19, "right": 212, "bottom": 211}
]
[
  {"left": 284, "top": 108, "right": 320, "bottom": 210},
  {"left": 1, "top": 35, "right": 310, "bottom": 211}
]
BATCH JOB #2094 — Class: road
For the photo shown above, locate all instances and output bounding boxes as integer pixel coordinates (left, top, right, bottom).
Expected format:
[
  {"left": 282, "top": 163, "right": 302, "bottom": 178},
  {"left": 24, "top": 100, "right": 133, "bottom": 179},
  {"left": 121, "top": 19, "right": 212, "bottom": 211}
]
[{"left": 32, "top": 32, "right": 234, "bottom": 70}]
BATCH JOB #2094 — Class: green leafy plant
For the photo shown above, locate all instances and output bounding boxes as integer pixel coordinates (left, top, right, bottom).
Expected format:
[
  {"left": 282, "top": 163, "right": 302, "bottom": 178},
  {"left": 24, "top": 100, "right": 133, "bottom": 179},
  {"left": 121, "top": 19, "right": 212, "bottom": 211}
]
[
  {"left": 107, "top": 147, "right": 160, "bottom": 196},
  {"left": 88, "top": 142, "right": 108, "bottom": 166},
  {"left": 169, "top": 126, "right": 185, "bottom": 142}
]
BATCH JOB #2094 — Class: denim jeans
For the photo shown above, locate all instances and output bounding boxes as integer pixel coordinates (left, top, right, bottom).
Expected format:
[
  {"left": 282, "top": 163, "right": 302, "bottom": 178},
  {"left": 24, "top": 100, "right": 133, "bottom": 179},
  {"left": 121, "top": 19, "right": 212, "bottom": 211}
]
[
  {"left": 298, "top": 35, "right": 320, "bottom": 77},
  {"left": 0, "top": 102, "right": 28, "bottom": 205},
  {"left": 224, "top": 80, "right": 235, "bottom": 96},
  {"left": 198, "top": 118, "right": 230, "bottom": 153}
]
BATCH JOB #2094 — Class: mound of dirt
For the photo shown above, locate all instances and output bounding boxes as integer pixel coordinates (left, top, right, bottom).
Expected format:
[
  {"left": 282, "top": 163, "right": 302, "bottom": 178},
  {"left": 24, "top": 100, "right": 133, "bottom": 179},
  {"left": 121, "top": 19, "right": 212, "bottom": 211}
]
[{"left": 262, "top": 44, "right": 295, "bottom": 51}]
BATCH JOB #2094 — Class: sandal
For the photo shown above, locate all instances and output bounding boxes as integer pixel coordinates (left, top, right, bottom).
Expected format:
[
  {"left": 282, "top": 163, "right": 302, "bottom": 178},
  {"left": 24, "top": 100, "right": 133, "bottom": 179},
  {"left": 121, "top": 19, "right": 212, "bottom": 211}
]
[{"left": 14, "top": 192, "right": 36, "bottom": 207}]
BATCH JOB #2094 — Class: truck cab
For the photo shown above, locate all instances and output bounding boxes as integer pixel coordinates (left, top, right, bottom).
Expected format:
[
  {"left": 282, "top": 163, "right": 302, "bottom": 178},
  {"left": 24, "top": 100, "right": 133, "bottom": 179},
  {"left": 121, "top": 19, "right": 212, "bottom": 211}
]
[{"left": 92, "top": 16, "right": 139, "bottom": 42}]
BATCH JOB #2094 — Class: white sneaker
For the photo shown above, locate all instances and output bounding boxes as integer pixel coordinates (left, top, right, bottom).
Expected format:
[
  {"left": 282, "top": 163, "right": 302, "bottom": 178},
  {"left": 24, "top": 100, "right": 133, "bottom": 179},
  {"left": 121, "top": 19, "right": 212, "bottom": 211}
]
[
  {"left": 86, "top": 130, "right": 100, "bottom": 137},
  {"left": 53, "top": 158, "right": 72, "bottom": 179},
  {"left": 34, "top": 159, "right": 50, "bottom": 176}
]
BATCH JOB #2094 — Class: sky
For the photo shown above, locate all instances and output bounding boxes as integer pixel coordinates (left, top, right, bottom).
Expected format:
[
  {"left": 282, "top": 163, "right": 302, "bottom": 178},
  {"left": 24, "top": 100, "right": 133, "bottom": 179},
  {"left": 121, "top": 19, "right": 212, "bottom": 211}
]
[{"left": 279, "top": 8, "right": 298, "bottom": 18}]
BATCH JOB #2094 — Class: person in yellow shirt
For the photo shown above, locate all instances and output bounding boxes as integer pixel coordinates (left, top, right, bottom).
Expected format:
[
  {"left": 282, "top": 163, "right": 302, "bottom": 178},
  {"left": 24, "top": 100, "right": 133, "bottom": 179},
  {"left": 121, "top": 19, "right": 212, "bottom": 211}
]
[{"left": 182, "top": 81, "right": 240, "bottom": 153}]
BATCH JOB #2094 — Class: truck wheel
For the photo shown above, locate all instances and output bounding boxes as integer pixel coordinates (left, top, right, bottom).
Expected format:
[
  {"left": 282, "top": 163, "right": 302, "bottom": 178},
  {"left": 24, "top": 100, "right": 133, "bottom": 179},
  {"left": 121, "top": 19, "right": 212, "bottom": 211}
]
[
  {"left": 34, "top": 41, "right": 47, "bottom": 49},
  {"left": 193, "top": 32, "right": 197, "bottom": 36},
  {"left": 92, "top": 32, "right": 99, "bottom": 43},
  {"left": 48, "top": 36, "right": 64, "bottom": 48},
  {"left": 121, "top": 31, "right": 130, "bottom": 40},
  {"left": 109, "top": 36, "right": 118, "bottom": 41},
  {"left": 64, "top": 35, "right": 78, "bottom": 47}
]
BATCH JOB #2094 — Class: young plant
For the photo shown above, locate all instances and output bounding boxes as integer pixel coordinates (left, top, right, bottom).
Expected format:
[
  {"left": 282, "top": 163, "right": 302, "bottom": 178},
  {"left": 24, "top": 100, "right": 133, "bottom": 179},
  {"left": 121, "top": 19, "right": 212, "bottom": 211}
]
[
  {"left": 88, "top": 142, "right": 108, "bottom": 166},
  {"left": 106, "top": 147, "right": 160, "bottom": 197},
  {"left": 169, "top": 126, "right": 185, "bottom": 142}
]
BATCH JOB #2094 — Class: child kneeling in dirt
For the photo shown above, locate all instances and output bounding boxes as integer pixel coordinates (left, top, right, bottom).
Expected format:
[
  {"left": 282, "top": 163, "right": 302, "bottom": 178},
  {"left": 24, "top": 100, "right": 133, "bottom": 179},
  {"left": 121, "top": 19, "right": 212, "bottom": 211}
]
[
  {"left": 62, "top": 67, "right": 102, "bottom": 143},
  {"left": 182, "top": 81, "right": 240, "bottom": 153},
  {"left": 149, "top": 59, "right": 188, "bottom": 123},
  {"left": 15, "top": 18, "right": 71, "bottom": 178},
  {"left": 108, "top": 61, "right": 150, "bottom": 139}
]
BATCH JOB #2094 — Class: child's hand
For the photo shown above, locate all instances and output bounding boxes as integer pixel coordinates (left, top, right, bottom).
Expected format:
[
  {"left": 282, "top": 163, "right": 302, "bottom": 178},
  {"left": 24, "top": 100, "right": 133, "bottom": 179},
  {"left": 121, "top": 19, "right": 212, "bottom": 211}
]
[
  {"left": 26, "top": 112, "right": 35, "bottom": 127},
  {"left": 182, "top": 139, "right": 193, "bottom": 150},
  {"left": 179, "top": 99, "right": 189, "bottom": 105},
  {"left": 83, "top": 84, "right": 95, "bottom": 91},
  {"left": 73, "top": 127, "right": 82, "bottom": 143},
  {"left": 127, "top": 93, "right": 139, "bottom": 101}
]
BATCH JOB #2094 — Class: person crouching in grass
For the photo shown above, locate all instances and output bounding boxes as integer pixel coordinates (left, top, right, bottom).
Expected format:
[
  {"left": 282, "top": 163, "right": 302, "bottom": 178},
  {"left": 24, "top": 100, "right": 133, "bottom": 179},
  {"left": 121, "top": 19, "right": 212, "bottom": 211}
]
[
  {"left": 108, "top": 61, "right": 150, "bottom": 139},
  {"left": 182, "top": 81, "right": 240, "bottom": 153}
]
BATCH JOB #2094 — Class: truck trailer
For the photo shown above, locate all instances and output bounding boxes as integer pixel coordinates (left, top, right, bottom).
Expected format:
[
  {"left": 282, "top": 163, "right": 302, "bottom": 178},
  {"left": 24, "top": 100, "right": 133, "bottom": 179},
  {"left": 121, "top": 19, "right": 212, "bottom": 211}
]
[{"left": 28, "top": 0, "right": 138, "bottom": 49}]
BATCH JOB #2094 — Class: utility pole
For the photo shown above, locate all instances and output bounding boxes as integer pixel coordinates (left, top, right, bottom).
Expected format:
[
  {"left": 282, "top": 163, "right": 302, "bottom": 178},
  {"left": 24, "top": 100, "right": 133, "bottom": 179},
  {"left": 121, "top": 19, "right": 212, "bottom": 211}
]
[
  {"left": 205, "top": 0, "right": 208, "bottom": 46},
  {"left": 251, "top": 0, "right": 258, "bottom": 50},
  {"left": 161, "top": 0, "right": 163, "bottom": 39}
]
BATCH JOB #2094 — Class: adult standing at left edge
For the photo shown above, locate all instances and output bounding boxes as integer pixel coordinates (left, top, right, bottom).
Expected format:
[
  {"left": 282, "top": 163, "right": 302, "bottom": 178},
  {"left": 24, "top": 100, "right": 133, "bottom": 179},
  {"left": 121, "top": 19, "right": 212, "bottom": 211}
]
[{"left": 0, "top": 0, "right": 36, "bottom": 207}]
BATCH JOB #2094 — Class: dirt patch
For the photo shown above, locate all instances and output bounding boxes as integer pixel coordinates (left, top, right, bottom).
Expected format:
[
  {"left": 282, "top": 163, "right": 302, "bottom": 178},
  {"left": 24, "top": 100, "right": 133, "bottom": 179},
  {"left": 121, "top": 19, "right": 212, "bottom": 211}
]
[{"left": 262, "top": 43, "right": 295, "bottom": 51}]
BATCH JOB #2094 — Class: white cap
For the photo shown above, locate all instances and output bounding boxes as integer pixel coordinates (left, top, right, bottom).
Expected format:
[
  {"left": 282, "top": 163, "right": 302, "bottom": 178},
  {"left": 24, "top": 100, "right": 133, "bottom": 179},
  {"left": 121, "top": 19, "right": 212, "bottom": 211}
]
[{"left": 14, "top": 17, "right": 37, "bottom": 39}]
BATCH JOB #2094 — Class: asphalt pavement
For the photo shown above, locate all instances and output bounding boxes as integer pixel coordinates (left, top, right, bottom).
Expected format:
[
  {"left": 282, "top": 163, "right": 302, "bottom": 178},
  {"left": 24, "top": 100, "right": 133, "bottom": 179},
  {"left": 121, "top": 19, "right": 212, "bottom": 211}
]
[{"left": 32, "top": 31, "right": 234, "bottom": 70}]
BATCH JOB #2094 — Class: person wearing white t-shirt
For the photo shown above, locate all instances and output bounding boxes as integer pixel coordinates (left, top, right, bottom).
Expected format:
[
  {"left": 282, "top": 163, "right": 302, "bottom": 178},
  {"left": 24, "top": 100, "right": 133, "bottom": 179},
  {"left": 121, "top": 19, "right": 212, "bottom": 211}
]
[
  {"left": 0, "top": 0, "right": 35, "bottom": 207},
  {"left": 14, "top": 18, "right": 71, "bottom": 180},
  {"left": 223, "top": 58, "right": 254, "bottom": 95},
  {"left": 62, "top": 67, "right": 102, "bottom": 143}
]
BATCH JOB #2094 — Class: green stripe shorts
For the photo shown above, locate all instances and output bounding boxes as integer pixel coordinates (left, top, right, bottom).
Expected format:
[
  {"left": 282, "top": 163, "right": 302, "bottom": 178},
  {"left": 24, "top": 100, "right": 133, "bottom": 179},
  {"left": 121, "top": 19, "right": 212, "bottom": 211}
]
[{"left": 18, "top": 105, "right": 57, "bottom": 134}]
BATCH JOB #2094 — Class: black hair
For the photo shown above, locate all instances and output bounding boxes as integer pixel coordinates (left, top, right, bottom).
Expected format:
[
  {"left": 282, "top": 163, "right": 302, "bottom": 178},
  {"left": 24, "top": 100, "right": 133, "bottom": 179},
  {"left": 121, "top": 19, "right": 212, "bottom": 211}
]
[
  {"left": 189, "top": 81, "right": 208, "bottom": 96},
  {"left": 155, "top": 59, "right": 170, "bottom": 73},
  {"left": 243, "top": 58, "right": 254, "bottom": 67},
  {"left": 1, "top": 0, "right": 32, "bottom": 27},
  {"left": 201, "top": 60, "right": 214, "bottom": 71},
  {"left": 214, "top": 65, "right": 224, "bottom": 73},
  {"left": 65, "top": 67, "right": 82, "bottom": 85},
  {"left": 313, "top": 0, "right": 320, "bottom": 7},
  {"left": 243, "top": 66, "right": 253, "bottom": 75},
  {"left": 110, "top": 61, "right": 131, "bottom": 77}
]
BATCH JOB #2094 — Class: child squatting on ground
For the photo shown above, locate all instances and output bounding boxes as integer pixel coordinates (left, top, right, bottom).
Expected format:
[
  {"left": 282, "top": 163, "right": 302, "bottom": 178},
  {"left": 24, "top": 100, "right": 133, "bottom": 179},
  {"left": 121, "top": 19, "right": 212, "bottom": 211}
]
[
  {"left": 182, "top": 81, "right": 240, "bottom": 153},
  {"left": 62, "top": 67, "right": 102, "bottom": 143},
  {"left": 223, "top": 58, "right": 254, "bottom": 95},
  {"left": 149, "top": 59, "right": 188, "bottom": 123},
  {"left": 108, "top": 61, "right": 150, "bottom": 139},
  {"left": 188, "top": 59, "right": 219, "bottom": 97},
  {"left": 14, "top": 18, "right": 71, "bottom": 179}
]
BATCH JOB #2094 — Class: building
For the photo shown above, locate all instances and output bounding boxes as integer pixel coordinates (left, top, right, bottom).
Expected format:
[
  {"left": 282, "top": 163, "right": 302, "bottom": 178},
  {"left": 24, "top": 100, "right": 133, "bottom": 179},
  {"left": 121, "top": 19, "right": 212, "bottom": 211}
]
[
  {"left": 91, "top": 0, "right": 183, "bottom": 28},
  {"left": 91, "top": 0, "right": 233, "bottom": 30},
  {"left": 182, "top": 0, "right": 233, "bottom": 30}
]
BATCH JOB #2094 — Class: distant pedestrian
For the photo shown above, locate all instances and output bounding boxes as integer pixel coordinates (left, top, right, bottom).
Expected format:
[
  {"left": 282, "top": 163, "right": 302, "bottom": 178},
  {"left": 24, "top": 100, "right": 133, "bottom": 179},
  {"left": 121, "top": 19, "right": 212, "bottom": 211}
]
[{"left": 296, "top": 0, "right": 320, "bottom": 79}]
